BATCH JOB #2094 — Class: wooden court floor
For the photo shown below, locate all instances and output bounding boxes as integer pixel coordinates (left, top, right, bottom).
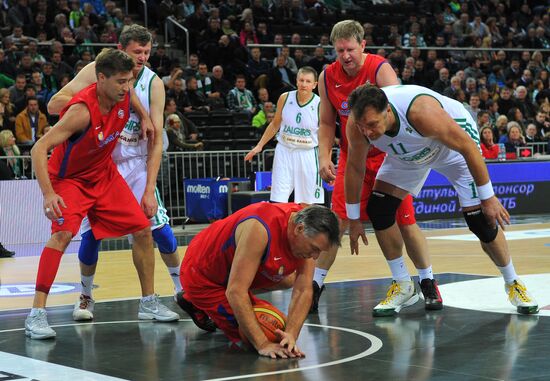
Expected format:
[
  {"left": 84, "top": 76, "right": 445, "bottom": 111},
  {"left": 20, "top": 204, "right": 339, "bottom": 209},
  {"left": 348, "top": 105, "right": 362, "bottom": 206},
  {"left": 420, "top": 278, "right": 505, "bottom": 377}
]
[{"left": 1, "top": 216, "right": 549, "bottom": 380}]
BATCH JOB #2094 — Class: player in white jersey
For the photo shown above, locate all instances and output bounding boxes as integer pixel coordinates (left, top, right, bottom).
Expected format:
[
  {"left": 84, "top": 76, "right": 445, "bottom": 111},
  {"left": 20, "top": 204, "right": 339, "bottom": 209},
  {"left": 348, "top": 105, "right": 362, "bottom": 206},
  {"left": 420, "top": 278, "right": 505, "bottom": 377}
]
[
  {"left": 344, "top": 84, "right": 538, "bottom": 315},
  {"left": 47, "top": 25, "right": 180, "bottom": 322},
  {"left": 245, "top": 66, "right": 324, "bottom": 204}
]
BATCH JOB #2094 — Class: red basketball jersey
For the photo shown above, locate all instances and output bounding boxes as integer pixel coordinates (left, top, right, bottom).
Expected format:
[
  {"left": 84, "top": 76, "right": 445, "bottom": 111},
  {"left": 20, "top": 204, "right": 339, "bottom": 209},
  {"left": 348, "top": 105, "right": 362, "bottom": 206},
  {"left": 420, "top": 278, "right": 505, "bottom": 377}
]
[
  {"left": 48, "top": 83, "right": 130, "bottom": 182},
  {"left": 185, "top": 202, "right": 305, "bottom": 290},
  {"left": 324, "top": 54, "right": 386, "bottom": 156}
]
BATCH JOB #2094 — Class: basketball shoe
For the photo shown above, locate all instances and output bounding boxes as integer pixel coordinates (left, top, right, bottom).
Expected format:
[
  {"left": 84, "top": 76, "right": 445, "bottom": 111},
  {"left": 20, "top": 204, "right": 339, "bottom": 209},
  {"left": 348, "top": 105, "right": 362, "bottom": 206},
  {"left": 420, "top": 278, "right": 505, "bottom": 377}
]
[
  {"left": 25, "top": 309, "right": 56, "bottom": 340},
  {"left": 138, "top": 294, "right": 180, "bottom": 321},
  {"left": 309, "top": 280, "right": 325, "bottom": 313},
  {"left": 73, "top": 294, "right": 95, "bottom": 321},
  {"left": 175, "top": 291, "right": 217, "bottom": 332},
  {"left": 419, "top": 278, "right": 443, "bottom": 310},
  {"left": 505, "top": 279, "right": 538, "bottom": 315},
  {"left": 373, "top": 280, "right": 420, "bottom": 317}
]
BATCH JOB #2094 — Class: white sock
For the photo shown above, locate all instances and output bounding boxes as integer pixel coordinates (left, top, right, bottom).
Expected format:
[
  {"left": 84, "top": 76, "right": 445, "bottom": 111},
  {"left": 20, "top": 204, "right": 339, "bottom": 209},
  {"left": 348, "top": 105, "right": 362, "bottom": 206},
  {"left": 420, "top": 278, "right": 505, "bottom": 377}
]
[
  {"left": 313, "top": 267, "right": 327, "bottom": 287},
  {"left": 167, "top": 266, "right": 182, "bottom": 292},
  {"left": 417, "top": 266, "right": 434, "bottom": 281},
  {"left": 30, "top": 307, "right": 45, "bottom": 317},
  {"left": 80, "top": 274, "right": 95, "bottom": 297},
  {"left": 497, "top": 260, "right": 518, "bottom": 284},
  {"left": 388, "top": 256, "right": 411, "bottom": 282}
]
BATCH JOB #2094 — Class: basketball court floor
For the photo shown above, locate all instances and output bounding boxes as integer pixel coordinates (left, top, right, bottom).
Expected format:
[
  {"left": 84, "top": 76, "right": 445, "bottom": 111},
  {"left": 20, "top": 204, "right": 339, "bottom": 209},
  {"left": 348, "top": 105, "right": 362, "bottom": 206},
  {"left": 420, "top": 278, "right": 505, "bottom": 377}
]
[{"left": 1, "top": 215, "right": 549, "bottom": 380}]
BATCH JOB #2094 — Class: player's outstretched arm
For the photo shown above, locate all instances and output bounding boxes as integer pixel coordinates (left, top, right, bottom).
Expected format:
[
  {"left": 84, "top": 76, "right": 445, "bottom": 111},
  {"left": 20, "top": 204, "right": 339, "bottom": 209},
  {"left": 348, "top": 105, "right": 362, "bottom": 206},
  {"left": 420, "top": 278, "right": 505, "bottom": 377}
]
[
  {"left": 344, "top": 112, "right": 369, "bottom": 254},
  {"left": 409, "top": 96, "right": 509, "bottom": 228},
  {"left": 48, "top": 62, "right": 97, "bottom": 115},
  {"left": 317, "top": 71, "right": 338, "bottom": 183},
  {"left": 31, "top": 104, "right": 90, "bottom": 220},
  {"left": 244, "top": 93, "right": 287, "bottom": 162}
]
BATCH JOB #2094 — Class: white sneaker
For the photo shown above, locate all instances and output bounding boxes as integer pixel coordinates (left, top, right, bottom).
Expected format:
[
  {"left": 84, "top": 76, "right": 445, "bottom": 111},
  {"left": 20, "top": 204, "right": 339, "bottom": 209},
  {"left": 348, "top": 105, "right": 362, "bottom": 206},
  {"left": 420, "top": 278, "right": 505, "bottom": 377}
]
[
  {"left": 73, "top": 294, "right": 95, "bottom": 321},
  {"left": 138, "top": 294, "right": 180, "bottom": 322},
  {"left": 25, "top": 309, "right": 56, "bottom": 340},
  {"left": 373, "top": 280, "right": 420, "bottom": 317},
  {"left": 505, "top": 279, "right": 538, "bottom": 315}
]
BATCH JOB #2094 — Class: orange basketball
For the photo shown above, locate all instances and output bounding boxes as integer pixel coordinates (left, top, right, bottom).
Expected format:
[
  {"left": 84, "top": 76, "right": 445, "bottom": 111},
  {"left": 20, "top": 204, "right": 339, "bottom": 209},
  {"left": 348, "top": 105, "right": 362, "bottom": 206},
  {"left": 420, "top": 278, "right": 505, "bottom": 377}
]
[{"left": 239, "top": 303, "right": 287, "bottom": 344}]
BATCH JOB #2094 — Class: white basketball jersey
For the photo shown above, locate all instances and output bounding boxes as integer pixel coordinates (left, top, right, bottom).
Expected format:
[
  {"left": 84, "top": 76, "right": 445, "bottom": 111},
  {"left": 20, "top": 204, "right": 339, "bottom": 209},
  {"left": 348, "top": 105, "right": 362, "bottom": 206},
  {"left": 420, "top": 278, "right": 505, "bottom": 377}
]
[
  {"left": 370, "top": 85, "right": 480, "bottom": 166},
  {"left": 112, "top": 66, "right": 156, "bottom": 162},
  {"left": 277, "top": 91, "right": 320, "bottom": 149}
]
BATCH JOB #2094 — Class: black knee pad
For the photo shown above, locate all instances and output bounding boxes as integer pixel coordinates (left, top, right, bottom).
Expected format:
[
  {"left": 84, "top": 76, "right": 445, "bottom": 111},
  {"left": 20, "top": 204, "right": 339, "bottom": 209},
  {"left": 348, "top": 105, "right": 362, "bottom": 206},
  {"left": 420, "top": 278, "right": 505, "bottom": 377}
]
[
  {"left": 463, "top": 208, "right": 498, "bottom": 243},
  {"left": 366, "top": 191, "right": 402, "bottom": 230}
]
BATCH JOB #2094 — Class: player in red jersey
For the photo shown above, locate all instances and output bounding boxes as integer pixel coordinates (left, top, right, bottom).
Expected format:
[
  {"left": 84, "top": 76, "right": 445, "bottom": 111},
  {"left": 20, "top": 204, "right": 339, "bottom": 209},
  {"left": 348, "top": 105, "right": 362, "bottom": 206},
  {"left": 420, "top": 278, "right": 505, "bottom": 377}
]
[
  {"left": 25, "top": 49, "right": 178, "bottom": 340},
  {"left": 177, "top": 203, "right": 340, "bottom": 358},
  {"left": 316, "top": 20, "right": 442, "bottom": 316}
]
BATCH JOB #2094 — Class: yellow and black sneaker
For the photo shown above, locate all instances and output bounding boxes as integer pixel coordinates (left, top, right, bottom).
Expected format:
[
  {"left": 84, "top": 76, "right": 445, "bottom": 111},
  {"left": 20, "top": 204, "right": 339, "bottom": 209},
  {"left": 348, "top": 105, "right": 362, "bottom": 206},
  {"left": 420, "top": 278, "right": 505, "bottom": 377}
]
[{"left": 505, "top": 279, "right": 538, "bottom": 315}]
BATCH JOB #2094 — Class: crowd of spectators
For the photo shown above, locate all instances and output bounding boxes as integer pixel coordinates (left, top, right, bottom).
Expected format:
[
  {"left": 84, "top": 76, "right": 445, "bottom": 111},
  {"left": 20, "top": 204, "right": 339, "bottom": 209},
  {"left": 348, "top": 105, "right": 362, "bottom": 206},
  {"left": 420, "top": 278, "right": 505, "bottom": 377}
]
[{"left": 1, "top": 0, "right": 550, "bottom": 179}]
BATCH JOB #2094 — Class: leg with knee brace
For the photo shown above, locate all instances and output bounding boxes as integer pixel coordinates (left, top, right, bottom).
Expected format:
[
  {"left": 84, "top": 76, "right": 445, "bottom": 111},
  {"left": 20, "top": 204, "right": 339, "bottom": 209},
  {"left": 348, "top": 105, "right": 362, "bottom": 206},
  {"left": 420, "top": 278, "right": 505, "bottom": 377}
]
[
  {"left": 78, "top": 230, "right": 101, "bottom": 266},
  {"left": 367, "top": 191, "right": 403, "bottom": 230},
  {"left": 152, "top": 224, "right": 178, "bottom": 254},
  {"left": 463, "top": 208, "right": 498, "bottom": 243}
]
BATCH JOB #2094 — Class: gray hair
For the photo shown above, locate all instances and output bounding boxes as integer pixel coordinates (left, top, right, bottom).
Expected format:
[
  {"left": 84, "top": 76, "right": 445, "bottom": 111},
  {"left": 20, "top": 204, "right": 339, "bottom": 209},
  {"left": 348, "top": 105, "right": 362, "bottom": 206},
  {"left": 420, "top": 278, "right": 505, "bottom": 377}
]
[
  {"left": 293, "top": 205, "right": 340, "bottom": 247},
  {"left": 119, "top": 24, "right": 152, "bottom": 48}
]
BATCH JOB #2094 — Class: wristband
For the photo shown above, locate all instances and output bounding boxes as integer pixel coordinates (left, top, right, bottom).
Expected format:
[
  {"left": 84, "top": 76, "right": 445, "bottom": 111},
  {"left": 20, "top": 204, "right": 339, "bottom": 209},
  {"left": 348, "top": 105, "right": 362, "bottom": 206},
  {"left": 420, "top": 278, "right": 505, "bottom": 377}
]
[
  {"left": 345, "top": 203, "right": 361, "bottom": 220},
  {"left": 477, "top": 181, "right": 494, "bottom": 200}
]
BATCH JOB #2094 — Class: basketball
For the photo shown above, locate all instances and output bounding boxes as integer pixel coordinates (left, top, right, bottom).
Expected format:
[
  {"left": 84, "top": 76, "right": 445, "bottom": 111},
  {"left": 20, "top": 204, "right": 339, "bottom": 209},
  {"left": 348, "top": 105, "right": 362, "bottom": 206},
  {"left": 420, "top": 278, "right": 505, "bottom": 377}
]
[{"left": 239, "top": 303, "right": 287, "bottom": 344}]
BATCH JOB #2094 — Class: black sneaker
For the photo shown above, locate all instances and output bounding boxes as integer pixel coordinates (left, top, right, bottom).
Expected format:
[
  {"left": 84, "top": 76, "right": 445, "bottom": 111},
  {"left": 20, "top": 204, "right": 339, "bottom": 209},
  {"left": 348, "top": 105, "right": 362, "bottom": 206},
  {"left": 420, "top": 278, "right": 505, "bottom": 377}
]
[
  {"left": 419, "top": 279, "right": 443, "bottom": 311},
  {"left": 175, "top": 291, "right": 217, "bottom": 332},
  {"left": 0, "top": 243, "right": 15, "bottom": 258},
  {"left": 309, "top": 281, "right": 325, "bottom": 313}
]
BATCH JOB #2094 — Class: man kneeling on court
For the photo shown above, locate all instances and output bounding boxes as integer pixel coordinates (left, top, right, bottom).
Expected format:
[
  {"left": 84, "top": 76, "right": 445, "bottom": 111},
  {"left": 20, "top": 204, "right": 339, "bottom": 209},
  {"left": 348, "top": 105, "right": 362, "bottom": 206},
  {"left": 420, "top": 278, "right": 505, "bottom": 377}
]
[{"left": 177, "top": 203, "right": 340, "bottom": 358}]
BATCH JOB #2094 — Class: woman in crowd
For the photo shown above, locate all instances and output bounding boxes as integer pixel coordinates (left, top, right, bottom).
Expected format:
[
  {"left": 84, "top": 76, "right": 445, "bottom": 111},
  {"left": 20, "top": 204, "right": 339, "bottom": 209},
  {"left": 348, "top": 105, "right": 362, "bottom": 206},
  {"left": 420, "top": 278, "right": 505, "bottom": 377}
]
[
  {"left": 164, "top": 113, "right": 204, "bottom": 152},
  {"left": 0, "top": 130, "right": 24, "bottom": 179},
  {"left": 500, "top": 122, "right": 527, "bottom": 159},
  {"left": 0, "top": 89, "right": 16, "bottom": 134},
  {"left": 480, "top": 126, "right": 499, "bottom": 160}
]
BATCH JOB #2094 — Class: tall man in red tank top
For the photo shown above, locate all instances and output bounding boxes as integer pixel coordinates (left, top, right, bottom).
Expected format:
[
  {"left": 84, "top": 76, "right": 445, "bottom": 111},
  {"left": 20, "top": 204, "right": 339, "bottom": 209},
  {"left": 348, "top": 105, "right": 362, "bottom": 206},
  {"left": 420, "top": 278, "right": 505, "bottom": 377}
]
[
  {"left": 25, "top": 49, "right": 178, "bottom": 340},
  {"left": 179, "top": 203, "right": 340, "bottom": 358},
  {"left": 316, "top": 20, "right": 443, "bottom": 316}
]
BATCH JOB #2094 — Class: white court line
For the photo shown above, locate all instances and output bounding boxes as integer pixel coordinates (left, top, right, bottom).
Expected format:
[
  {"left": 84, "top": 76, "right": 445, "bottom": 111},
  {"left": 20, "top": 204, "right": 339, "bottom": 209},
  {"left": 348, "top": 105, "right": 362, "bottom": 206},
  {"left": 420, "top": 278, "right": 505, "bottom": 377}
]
[
  {"left": 203, "top": 323, "right": 383, "bottom": 381},
  {"left": 0, "top": 320, "right": 383, "bottom": 381}
]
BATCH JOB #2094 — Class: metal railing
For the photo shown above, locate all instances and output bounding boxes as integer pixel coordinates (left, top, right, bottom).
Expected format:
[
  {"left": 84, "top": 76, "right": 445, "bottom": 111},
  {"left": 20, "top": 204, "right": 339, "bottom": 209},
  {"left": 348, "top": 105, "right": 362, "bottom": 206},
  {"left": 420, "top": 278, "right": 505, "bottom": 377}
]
[
  {"left": 2, "top": 143, "right": 548, "bottom": 221},
  {"left": 139, "top": 0, "right": 148, "bottom": 28},
  {"left": 165, "top": 16, "right": 190, "bottom": 64}
]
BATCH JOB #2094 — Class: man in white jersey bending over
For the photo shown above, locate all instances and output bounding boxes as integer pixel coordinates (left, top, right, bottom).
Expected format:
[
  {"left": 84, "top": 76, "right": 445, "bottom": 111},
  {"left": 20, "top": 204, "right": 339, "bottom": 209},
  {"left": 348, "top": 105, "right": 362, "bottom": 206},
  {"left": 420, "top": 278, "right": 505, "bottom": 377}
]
[
  {"left": 345, "top": 84, "right": 538, "bottom": 315},
  {"left": 245, "top": 66, "right": 324, "bottom": 206},
  {"left": 48, "top": 25, "right": 181, "bottom": 323}
]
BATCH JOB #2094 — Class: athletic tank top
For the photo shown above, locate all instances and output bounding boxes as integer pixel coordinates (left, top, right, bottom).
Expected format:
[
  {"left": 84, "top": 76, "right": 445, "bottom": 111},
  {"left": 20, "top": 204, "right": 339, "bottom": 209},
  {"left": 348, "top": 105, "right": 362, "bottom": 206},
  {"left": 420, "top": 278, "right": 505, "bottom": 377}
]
[
  {"left": 371, "top": 85, "right": 480, "bottom": 166},
  {"left": 324, "top": 53, "right": 386, "bottom": 157},
  {"left": 277, "top": 90, "right": 320, "bottom": 149},
  {"left": 112, "top": 66, "right": 155, "bottom": 162},
  {"left": 187, "top": 202, "right": 305, "bottom": 289},
  {"left": 48, "top": 83, "right": 130, "bottom": 181}
]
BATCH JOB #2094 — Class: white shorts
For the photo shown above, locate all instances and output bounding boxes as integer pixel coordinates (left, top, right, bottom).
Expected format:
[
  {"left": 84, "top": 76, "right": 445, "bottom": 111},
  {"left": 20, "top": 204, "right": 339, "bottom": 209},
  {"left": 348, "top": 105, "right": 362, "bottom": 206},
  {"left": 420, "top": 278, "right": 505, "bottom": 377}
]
[
  {"left": 270, "top": 144, "right": 324, "bottom": 204},
  {"left": 80, "top": 156, "right": 170, "bottom": 235},
  {"left": 376, "top": 149, "right": 481, "bottom": 208}
]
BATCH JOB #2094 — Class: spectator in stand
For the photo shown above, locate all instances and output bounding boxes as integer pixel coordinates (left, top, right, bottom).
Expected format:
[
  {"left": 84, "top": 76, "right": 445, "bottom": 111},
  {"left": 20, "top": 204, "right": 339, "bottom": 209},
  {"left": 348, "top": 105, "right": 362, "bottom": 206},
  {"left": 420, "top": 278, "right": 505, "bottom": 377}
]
[
  {"left": 184, "top": 54, "right": 200, "bottom": 77},
  {"left": 268, "top": 55, "right": 296, "bottom": 103},
  {"left": 51, "top": 52, "right": 73, "bottom": 81},
  {"left": 252, "top": 101, "right": 274, "bottom": 128},
  {"left": 293, "top": 49, "right": 310, "bottom": 70},
  {"left": 400, "top": 67, "right": 414, "bottom": 85},
  {"left": 307, "top": 46, "right": 331, "bottom": 78},
  {"left": 465, "top": 93, "right": 481, "bottom": 120},
  {"left": 165, "top": 114, "right": 203, "bottom": 152},
  {"left": 507, "top": 107, "right": 526, "bottom": 129},
  {"left": 480, "top": 126, "right": 499, "bottom": 160},
  {"left": 31, "top": 71, "right": 54, "bottom": 106},
  {"left": 149, "top": 44, "right": 172, "bottom": 78},
  {"left": 0, "top": 49, "right": 17, "bottom": 82},
  {"left": 477, "top": 110, "right": 491, "bottom": 131},
  {"left": 488, "top": 65, "right": 506, "bottom": 88},
  {"left": 533, "top": 110, "right": 550, "bottom": 141},
  {"left": 524, "top": 123, "right": 542, "bottom": 144},
  {"left": 403, "top": 22, "right": 427, "bottom": 47},
  {"left": 162, "top": 65, "right": 184, "bottom": 90},
  {"left": 0, "top": 130, "right": 24, "bottom": 178},
  {"left": 184, "top": 76, "right": 210, "bottom": 112},
  {"left": 164, "top": 97, "right": 198, "bottom": 141},
  {"left": 8, "top": 75, "right": 27, "bottom": 106},
  {"left": 443, "top": 75, "right": 462, "bottom": 99},
  {"left": 239, "top": 21, "right": 258, "bottom": 47},
  {"left": 274, "top": 46, "right": 298, "bottom": 75},
  {"left": 500, "top": 122, "right": 526, "bottom": 158},
  {"left": 227, "top": 75, "right": 256, "bottom": 115},
  {"left": 210, "top": 65, "right": 231, "bottom": 103},
  {"left": 7, "top": 0, "right": 33, "bottom": 27},
  {"left": 494, "top": 115, "right": 509, "bottom": 143},
  {"left": 257, "top": 87, "right": 270, "bottom": 109},
  {"left": 470, "top": 15, "right": 490, "bottom": 40},
  {"left": 0, "top": 89, "right": 16, "bottom": 134},
  {"left": 167, "top": 78, "right": 188, "bottom": 111},
  {"left": 514, "top": 85, "right": 537, "bottom": 120},
  {"left": 221, "top": 19, "right": 238, "bottom": 38},
  {"left": 432, "top": 67, "right": 450, "bottom": 94},
  {"left": 15, "top": 96, "right": 49, "bottom": 146},
  {"left": 464, "top": 57, "right": 484, "bottom": 81},
  {"left": 486, "top": 99, "right": 500, "bottom": 127},
  {"left": 504, "top": 57, "right": 522, "bottom": 87},
  {"left": 497, "top": 87, "right": 518, "bottom": 117},
  {"left": 248, "top": 47, "right": 271, "bottom": 90},
  {"left": 453, "top": 13, "right": 474, "bottom": 45}
]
